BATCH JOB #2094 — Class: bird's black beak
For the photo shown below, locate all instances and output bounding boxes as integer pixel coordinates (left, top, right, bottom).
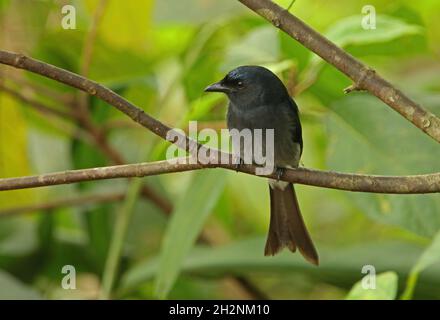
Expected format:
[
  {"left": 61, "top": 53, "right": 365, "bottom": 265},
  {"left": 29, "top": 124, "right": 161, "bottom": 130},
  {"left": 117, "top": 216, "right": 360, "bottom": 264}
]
[{"left": 204, "top": 81, "right": 230, "bottom": 93}]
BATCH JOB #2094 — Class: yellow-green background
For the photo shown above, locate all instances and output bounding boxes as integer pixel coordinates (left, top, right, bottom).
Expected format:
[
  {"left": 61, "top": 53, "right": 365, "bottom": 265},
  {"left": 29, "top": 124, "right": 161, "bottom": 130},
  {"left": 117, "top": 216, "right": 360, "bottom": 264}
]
[{"left": 0, "top": 0, "right": 439, "bottom": 299}]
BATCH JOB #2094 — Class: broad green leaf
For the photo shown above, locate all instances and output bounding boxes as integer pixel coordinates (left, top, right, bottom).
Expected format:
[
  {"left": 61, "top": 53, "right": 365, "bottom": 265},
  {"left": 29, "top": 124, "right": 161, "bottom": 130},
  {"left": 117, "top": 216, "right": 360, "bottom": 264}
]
[
  {"left": 346, "top": 271, "right": 398, "bottom": 300},
  {"left": 0, "top": 217, "right": 38, "bottom": 256},
  {"left": 221, "top": 26, "right": 280, "bottom": 72},
  {"left": 181, "top": 21, "right": 232, "bottom": 102},
  {"left": 0, "top": 270, "right": 42, "bottom": 300},
  {"left": 402, "top": 230, "right": 440, "bottom": 299},
  {"left": 186, "top": 93, "right": 224, "bottom": 121},
  {"left": 302, "top": 15, "right": 425, "bottom": 97},
  {"left": 181, "top": 16, "right": 263, "bottom": 102},
  {"left": 412, "top": 231, "right": 440, "bottom": 272},
  {"left": 154, "top": 170, "right": 226, "bottom": 298},
  {"left": 122, "top": 238, "right": 440, "bottom": 299},
  {"left": 326, "top": 15, "right": 422, "bottom": 48},
  {"left": 309, "top": 15, "right": 423, "bottom": 67},
  {"left": 326, "top": 94, "right": 440, "bottom": 237},
  {"left": 153, "top": 0, "right": 244, "bottom": 24},
  {"left": 226, "top": 173, "right": 269, "bottom": 231}
]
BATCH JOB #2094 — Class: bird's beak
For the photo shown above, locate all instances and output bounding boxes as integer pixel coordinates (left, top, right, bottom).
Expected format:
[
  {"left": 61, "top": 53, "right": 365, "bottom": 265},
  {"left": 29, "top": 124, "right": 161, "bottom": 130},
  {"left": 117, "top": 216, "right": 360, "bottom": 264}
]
[{"left": 204, "top": 81, "right": 230, "bottom": 93}]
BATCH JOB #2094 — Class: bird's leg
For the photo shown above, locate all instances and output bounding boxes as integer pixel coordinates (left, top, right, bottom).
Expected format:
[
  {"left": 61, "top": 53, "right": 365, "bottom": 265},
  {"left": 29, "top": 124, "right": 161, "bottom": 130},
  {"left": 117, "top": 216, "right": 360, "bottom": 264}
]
[
  {"left": 275, "top": 167, "right": 285, "bottom": 181},
  {"left": 232, "top": 154, "right": 244, "bottom": 171}
]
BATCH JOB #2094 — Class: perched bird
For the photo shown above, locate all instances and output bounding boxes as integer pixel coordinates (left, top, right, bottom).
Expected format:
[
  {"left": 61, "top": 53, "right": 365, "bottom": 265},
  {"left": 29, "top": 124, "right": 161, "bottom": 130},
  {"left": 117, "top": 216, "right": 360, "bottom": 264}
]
[{"left": 205, "top": 66, "right": 319, "bottom": 265}]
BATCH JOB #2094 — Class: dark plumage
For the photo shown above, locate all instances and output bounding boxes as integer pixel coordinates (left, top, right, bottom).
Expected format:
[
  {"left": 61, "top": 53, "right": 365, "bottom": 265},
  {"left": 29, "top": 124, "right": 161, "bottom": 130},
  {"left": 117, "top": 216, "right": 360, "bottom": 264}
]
[{"left": 205, "top": 66, "right": 319, "bottom": 265}]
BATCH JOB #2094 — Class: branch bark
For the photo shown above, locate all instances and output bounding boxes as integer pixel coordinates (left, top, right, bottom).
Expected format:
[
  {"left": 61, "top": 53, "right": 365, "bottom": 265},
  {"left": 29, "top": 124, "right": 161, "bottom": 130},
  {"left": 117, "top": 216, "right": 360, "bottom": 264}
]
[
  {"left": 1, "top": 158, "right": 439, "bottom": 194},
  {"left": 0, "top": 80, "right": 172, "bottom": 214},
  {"left": 0, "top": 50, "right": 173, "bottom": 140},
  {"left": 0, "top": 83, "right": 76, "bottom": 119},
  {"left": 0, "top": 50, "right": 264, "bottom": 299},
  {"left": 0, "top": 50, "right": 439, "bottom": 195},
  {"left": 237, "top": 0, "right": 440, "bottom": 144}
]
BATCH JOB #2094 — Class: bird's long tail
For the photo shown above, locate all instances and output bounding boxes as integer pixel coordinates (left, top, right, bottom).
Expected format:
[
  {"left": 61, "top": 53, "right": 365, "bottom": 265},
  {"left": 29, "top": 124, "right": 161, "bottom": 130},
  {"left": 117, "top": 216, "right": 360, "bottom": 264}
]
[{"left": 265, "top": 183, "right": 319, "bottom": 265}]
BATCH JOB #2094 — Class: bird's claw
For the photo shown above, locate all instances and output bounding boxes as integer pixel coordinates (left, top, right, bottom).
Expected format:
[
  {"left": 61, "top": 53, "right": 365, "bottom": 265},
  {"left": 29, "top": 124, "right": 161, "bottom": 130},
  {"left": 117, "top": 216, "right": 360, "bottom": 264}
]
[
  {"left": 275, "top": 167, "right": 285, "bottom": 181},
  {"left": 233, "top": 157, "right": 244, "bottom": 171}
]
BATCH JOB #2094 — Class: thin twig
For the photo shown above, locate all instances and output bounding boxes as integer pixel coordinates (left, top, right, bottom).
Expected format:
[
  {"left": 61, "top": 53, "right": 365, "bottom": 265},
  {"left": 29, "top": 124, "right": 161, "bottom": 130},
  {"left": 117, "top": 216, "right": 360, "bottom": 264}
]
[
  {"left": 0, "top": 192, "right": 125, "bottom": 217},
  {"left": 0, "top": 50, "right": 436, "bottom": 301},
  {"left": 8, "top": 72, "right": 74, "bottom": 105},
  {"left": 0, "top": 51, "right": 265, "bottom": 299},
  {"left": 0, "top": 83, "right": 93, "bottom": 142},
  {"left": 0, "top": 51, "right": 439, "bottom": 195},
  {"left": 0, "top": 51, "right": 173, "bottom": 141},
  {"left": 0, "top": 158, "right": 439, "bottom": 194},
  {"left": 0, "top": 83, "right": 76, "bottom": 119},
  {"left": 237, "top": 0, "right": 440, "bottom": 143},
  {"left": 80, "top": 0, "right": 109, "bottom": 77}
]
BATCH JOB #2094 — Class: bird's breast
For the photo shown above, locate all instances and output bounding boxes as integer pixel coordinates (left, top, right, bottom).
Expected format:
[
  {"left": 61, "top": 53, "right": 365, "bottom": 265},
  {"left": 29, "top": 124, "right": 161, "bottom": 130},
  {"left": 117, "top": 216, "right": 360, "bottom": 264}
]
[{"left": 226, "top": 102, "right": 302, "bottom": 168}]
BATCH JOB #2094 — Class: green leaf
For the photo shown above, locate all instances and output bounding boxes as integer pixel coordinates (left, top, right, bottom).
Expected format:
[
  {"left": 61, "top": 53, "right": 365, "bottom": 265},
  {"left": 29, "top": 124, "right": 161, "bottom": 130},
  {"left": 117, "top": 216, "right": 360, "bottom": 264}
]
[
  {"left": 221, "top": 26, "right": 280, "bottom": 72},
  {"left": 346, "top": 272, "right": 398, "bottom": 300},
  {"left": 402, "top": 230, "right": 440, "bottom": 299},
  {"left": 310, "top": 15, "right": 423, "bottom": 68},
  {"left": 122, "top": 238, "right": 440, "bottom": 298},
  {"left": 302, "top": 15, "right": 425, "bottom": 99},
  {"left": 326, "top": 94, "right": 440, "bottom": 238},
  {"left": 413, "top": 231, "right": 440, "bottom": 272},
  {"left": 0, "top": 270, "right": 42, "bottom": 299},
  {"left": 0, "top": 217, "right": 38, "bottom": 256},
  {"left": 154, "top": 170, "right": 226, "bottom": 298},
  {"left": 327, "top": 15, "right": 422, "bottom": 48},
  {"left": 153, "top": 0, "right": 244, "bottom": 24}
]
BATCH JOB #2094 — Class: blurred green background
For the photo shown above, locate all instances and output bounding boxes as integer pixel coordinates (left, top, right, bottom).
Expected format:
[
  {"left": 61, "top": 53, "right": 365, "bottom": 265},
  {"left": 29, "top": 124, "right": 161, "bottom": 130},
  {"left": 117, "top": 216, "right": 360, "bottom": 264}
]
[{"left": 0, "top": 0, "right": 440, "bottom": 300}]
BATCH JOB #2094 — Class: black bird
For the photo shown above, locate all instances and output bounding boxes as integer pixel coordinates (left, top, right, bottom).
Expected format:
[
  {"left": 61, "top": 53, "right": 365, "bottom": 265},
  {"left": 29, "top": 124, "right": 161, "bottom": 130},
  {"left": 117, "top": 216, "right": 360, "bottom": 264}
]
[{"left": 205, "top": 66, "right": 319, "bottom": 265}]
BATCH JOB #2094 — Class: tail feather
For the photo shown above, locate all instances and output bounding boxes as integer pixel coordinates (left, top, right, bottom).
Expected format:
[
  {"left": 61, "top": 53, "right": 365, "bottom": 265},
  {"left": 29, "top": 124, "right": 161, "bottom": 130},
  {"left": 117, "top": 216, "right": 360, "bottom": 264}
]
[{"left": 265, "top": 183, "right": 319, "bottom": 266}]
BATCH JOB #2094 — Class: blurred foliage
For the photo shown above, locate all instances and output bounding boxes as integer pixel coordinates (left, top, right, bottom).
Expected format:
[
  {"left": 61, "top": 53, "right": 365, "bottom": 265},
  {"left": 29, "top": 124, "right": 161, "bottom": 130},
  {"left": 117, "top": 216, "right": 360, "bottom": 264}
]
[
  {"left": 0, "top": 0, "right": 439, "bottom": 300},
  {"left": 346, "top": 271, "right": 398, "bottom": 300}
]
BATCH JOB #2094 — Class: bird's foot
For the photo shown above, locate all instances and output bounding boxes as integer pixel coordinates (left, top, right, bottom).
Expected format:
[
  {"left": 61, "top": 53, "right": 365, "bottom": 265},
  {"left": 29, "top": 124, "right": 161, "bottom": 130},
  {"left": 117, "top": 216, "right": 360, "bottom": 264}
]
[
  {"left": 275, "top": 167, "right": 285, "bottom": 181},
  {"left": 233, "top": 156, "right": 244, "bottom": 172}
]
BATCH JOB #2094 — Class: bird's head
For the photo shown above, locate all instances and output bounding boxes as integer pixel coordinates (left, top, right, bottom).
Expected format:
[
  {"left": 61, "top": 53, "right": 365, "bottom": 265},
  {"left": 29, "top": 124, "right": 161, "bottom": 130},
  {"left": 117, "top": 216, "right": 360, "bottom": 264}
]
[{"left": 204, "top": 66, "right": 289, "bottom": 107}]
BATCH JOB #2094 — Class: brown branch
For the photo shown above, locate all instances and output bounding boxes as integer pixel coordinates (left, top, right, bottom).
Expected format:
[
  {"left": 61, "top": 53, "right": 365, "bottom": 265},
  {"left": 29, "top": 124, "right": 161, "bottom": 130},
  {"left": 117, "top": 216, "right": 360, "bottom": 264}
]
[
  {"left": 8, "top": 72, "right": 74, "bottom": 105},
  {"left": 0, "top": 83, "right": 93, "bottom": 143},
  {"left": 0, "top": 50, "right": 439, "bottom": 195},
  {"left": 0, "top": 158, "right": 439, "bottom": 194},
  {"left": 237, "top": 0, "right": 440, "bottom": 144},
  {"left": 3, "top": 69, "right": 173, "bottom": 217},
  {"left": 80, "top": 0, "right": 109, "bottom": 77},
  {"left": 75, "top": 0, "right": 118, "bottom": 163},
  {"left": 0, "top": 51, "right": 265, "bottom": 298},
  {"left": 48, "top": 0, "right": 173, "bottom": 215},
  {"left": 0, "top": 50, "right": 173, "bottom": 140},
  {"left": 0, "top": 50, "right": 436, "bottom": 301},
  {"left": 0, "top": 83, "right": 75, "bottom": 119}
]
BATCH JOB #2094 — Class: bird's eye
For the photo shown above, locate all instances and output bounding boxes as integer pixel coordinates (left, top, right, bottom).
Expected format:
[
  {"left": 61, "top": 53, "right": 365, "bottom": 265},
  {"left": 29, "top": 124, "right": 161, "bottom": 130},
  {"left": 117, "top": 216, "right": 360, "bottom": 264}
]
[{"left": 237, "top": 81, "right": 244, "bottom": 88}]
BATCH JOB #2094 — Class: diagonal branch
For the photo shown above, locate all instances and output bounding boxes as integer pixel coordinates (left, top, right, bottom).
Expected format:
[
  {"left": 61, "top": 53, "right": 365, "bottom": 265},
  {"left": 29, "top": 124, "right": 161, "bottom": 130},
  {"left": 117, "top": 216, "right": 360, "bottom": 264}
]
[
  {"left": 0, "top": 50, "right": 439, "bottom": 195},
  {"left": 0, "top": 158, "right": 439, "bottom": 194},
  {"left": 0, "top": 51, "right": 266, "bottom": 299},
  {"left": 0, "top": 50, "right": 173, "bottom": 140},
  {"left": 0, "top": 82, "right": 76, "bottom": 119},
  {"left": 237, "top": 0, "right": 440, "bottom": 144},
  {"left": 0, "top": 80, "right": 172, "bottom": 213}
]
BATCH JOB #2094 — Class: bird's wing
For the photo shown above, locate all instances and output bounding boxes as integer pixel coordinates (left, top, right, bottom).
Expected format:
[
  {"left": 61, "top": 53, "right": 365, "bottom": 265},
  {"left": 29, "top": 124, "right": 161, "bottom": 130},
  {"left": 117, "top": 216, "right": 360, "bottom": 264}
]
[{"left": 287, "top": 97, "right": 303, "bottom": 155}]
